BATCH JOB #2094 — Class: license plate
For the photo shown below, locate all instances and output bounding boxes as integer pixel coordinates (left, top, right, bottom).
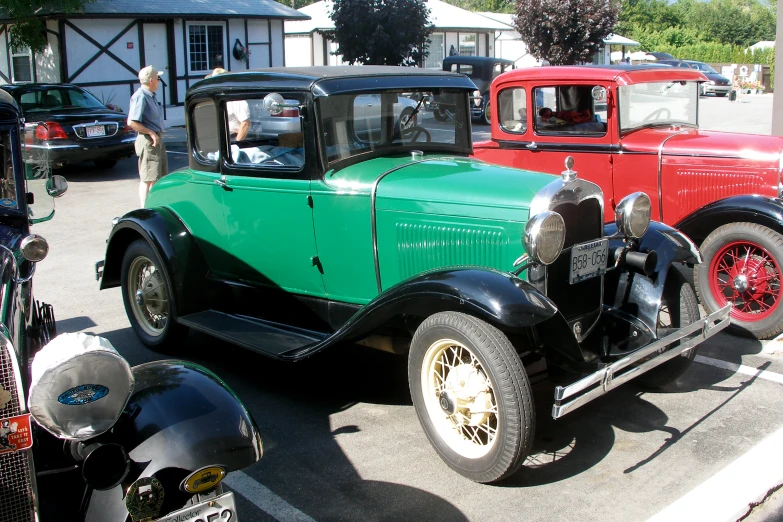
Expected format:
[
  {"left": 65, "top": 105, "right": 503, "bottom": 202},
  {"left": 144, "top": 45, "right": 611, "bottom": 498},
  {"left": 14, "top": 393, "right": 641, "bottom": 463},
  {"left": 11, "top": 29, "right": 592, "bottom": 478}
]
[
  {"left": 154, "top": 491, "right": 237, "bottom": 522},
  {"left": 570, "top": 239, "right": 608, "bottom": 284},
  {"left": 86, "top": 125, "right": 105, "bottom": 137}
]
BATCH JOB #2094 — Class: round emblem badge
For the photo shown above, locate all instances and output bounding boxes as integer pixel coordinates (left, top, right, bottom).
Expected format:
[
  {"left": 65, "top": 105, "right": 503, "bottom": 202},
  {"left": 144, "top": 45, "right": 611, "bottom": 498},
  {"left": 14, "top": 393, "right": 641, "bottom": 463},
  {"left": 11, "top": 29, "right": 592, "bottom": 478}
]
[{"left": 58, "top": 384, "right": 109, "bottom": 405}]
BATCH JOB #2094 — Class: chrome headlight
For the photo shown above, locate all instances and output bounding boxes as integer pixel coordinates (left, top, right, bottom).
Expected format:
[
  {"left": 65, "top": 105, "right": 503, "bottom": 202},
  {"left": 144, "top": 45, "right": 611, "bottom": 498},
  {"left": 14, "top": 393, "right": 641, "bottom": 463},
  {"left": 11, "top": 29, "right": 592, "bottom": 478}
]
[
  {"left": 472, "top": 90, "right": 482, "bottom": 107},
  {"left": 20, "top": 233, "right": 49, "bottom": 262},
  {"left": 524, "top": 211, "right": 566, "bottom": 265},
  {"left": 615, "top": 192, "right": 651, "bottom": 239}
]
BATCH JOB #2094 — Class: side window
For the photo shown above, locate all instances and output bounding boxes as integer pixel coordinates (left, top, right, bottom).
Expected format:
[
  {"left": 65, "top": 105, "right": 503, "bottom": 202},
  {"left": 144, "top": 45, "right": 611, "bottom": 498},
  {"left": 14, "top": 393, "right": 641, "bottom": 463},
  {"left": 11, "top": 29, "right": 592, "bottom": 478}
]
[
  {"left": 192, "top": 100, "right": 219, "bottom": 163},
  {"left": 226, "top": 94, "right": 305, "bottom": 170},
  {"left": 498, "top": 88, "right": 527, "bottom": 134},
  {"left": 459, "top": 65, "right": 474, "bottom": 76},
  {"left": 533, "top": 85, "right": 607, "bottom": 137}
]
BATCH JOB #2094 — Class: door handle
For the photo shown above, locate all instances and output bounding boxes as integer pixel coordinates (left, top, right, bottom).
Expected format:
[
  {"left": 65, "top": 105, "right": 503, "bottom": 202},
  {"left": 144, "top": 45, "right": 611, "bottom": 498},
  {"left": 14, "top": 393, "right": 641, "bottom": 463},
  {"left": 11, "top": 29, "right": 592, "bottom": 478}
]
[
  {"left": 214, "top": 178, "right": 231, "bottom": 191},
  {"left": 526, "top": 142, "right": 537, "bottom": 150}
]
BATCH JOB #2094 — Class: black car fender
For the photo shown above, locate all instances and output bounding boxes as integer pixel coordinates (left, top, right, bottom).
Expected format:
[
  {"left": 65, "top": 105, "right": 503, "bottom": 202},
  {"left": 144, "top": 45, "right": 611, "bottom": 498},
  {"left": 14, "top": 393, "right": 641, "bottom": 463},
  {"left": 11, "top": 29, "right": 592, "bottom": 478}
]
[
  {"left": 603, "top": 221, "right": 701, "bottom": 335},
  {"left": 281, "top": 267, "right": 571, "bottom": 360},
  {"left": 674, "top": 194, "right": 783, "bottom": 245},
  {"left": 86, "top": 360, "right": 262, "bottom": 522},
  {"left": 100, "top": 207, "right": 210, "bottom": 316}
]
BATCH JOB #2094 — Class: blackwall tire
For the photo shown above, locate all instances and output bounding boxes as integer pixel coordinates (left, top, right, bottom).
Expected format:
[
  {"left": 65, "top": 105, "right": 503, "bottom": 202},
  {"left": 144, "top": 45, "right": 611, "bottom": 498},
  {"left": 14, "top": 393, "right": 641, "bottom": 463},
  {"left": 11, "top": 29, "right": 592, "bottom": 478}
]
[
  {"left": 482, "top": 100, "right": 491, "bottom": 125},
  {"left": 121, "top": 239, "right": 188, "bottom": 352},
  {"left": 408, "top": 312, "right": 534, "bottom": 483},
  {"left": 433, "top": 107, "right": 448, "bottom": 122},
  {"left": 637, "top": 270, "right": 700, "bottom": 389},
  {"left": 694, "top": 222, "right": 783, "bottom": 339}
]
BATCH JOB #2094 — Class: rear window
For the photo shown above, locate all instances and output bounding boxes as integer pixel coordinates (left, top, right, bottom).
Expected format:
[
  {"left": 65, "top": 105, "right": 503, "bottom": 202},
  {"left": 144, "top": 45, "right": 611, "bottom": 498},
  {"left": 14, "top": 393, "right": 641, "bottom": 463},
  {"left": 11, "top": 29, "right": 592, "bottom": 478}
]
[{"left": 17, "top": 87, "right": 106, "bottom": 112}]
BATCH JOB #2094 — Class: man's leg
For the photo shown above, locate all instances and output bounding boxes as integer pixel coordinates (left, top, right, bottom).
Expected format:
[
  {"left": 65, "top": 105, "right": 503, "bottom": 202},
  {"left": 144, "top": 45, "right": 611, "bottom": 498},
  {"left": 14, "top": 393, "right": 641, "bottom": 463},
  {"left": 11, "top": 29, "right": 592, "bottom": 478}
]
[{"left": 139, "top": 180, "right": 155, "bottom": 207}]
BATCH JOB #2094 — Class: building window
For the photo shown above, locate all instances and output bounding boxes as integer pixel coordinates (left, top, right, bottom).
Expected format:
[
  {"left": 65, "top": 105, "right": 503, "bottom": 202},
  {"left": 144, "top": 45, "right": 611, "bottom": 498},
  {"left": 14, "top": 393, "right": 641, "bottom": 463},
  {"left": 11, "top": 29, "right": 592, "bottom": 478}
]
[
  {"left": 425, "top": 33, "right": 444, "bottom": 69},
  {"left": 188, "top": 23, "right": 224, "bottom": 74},
  {"left": 459, "top": 34, "right": 476, "bottom": 56},
  {"left": 12, "top": 48, "right": 33, "bottom": 83}
]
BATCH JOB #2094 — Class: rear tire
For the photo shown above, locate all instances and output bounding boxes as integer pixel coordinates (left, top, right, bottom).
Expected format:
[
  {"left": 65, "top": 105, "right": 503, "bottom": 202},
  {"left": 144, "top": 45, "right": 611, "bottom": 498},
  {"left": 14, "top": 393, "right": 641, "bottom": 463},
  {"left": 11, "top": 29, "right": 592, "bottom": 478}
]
[
  {"left": 482, "top": 100, "right": 491, "bottom": 125},
  {"left": 409, "top": 312, "right": 534, "bottom": 483},
  {"left": 433, "top": 107, "right": 448, "bottom": 122},
  {"left": 637, "top": 270, "right": 700, "bottom": 389},
  {"left": 121, "top": 239, "right": 188, "bottom": 352}
]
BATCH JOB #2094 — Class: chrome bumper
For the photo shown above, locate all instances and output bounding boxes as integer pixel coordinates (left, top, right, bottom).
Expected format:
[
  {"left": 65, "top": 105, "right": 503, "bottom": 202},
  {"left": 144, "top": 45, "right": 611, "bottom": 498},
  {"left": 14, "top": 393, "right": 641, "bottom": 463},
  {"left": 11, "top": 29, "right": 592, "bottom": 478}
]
[{"left": 552, "top": 304, "right": 731, "bottom": 419}]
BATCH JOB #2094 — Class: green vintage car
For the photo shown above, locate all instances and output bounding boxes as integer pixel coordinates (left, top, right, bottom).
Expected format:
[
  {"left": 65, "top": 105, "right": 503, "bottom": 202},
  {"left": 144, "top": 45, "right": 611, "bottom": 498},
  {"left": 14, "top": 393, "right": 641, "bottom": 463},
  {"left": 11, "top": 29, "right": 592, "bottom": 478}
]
[{"left": 96, "top": 67, "right": 730, "bottom": 483}]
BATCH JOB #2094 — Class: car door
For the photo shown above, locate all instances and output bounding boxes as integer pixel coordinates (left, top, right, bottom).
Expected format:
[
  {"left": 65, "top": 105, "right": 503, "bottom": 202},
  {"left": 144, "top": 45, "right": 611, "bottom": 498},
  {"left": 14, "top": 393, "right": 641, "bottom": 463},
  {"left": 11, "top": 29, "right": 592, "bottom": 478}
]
[
  {"left": 492, "top": 82, "right": 617, "bottom": 223},
  {"left": 217, "top": 93, "right": 325, "bottom": 297}
]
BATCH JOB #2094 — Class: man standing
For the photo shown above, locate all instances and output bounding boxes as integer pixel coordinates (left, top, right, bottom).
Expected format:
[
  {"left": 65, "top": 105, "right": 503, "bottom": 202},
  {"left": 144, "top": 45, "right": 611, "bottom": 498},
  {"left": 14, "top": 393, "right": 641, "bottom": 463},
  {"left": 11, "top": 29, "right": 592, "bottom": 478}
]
[
  {"left": 210, "top": 68, "right": 251, "bottom": 141},
  {"left": 128, "top": 65, "right": 167, "bottom": 207}
]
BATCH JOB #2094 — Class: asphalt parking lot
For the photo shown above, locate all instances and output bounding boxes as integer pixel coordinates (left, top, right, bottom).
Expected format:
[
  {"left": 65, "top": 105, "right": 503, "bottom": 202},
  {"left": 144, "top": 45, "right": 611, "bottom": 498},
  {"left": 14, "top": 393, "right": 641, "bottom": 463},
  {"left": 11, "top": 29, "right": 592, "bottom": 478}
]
[{"left": 32, "top": 92, "right": 783, "bottom": 522}]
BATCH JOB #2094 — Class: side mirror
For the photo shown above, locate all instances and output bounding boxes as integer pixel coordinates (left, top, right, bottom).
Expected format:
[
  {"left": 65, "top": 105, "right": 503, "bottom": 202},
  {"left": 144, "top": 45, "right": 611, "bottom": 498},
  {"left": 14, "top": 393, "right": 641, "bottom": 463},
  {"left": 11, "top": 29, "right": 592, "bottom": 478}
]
[
  {"left": 46, "top": 175, "right": 68, "bottom": 197},
  {"left": 263, "top": 93, "right": 286, "bottom": 115},
  {"left": 28, "top": 333, "right": 135, "bottom": 440}
]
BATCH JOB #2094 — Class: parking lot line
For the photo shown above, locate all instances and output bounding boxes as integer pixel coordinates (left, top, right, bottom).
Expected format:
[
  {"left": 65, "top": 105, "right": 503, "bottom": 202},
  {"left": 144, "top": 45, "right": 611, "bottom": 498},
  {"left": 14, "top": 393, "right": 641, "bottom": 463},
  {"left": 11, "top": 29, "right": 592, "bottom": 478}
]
[
  {"left": 224, "top": 470, "right": 317, "bottom": 522},
  {"left": 694, "top": 355, "right": 783, "bottom": 385},
  {"left": 646, "top": 425, "right": 783, "bottom": 522}
]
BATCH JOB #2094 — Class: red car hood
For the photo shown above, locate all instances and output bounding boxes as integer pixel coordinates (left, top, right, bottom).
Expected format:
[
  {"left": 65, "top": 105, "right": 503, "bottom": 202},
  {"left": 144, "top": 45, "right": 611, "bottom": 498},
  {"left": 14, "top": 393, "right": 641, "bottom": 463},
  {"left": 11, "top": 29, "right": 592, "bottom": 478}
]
[{"left": 621, "top": 127, "right": 783, "bottom": 164}]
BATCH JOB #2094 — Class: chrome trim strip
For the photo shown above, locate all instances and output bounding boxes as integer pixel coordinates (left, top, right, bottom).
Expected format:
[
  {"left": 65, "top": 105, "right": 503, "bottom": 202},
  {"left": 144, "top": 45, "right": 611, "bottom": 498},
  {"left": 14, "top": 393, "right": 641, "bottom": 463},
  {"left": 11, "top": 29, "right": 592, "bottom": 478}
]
[
  {"left": 25, "top": 136, "right": 135, "bottom": 150},
  {"left": 656, "top": 129, "right": 690, "bottom": 221},
  {"left": 371, "top": 157, "right": 443, "bottom": 293},
  {"left": 552, "top": 303, "right": 731, "bottom": 419}
]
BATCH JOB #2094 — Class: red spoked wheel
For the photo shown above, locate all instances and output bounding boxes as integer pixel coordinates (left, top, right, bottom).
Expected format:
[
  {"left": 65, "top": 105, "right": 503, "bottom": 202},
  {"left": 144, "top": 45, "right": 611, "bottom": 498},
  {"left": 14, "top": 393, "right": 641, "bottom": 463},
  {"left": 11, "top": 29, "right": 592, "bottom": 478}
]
[
  {"left": 709, "top": 241, "right": 782, "bottom": 321},
  {"left": 695, "top": 222, "right": 783, "bottom": 339}
]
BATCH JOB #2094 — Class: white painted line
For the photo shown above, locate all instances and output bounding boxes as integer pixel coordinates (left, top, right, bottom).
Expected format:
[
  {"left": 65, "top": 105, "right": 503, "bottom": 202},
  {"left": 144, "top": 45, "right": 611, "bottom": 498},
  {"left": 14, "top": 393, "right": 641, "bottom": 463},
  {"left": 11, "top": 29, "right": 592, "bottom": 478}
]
[
  {"left": 647, "top": 425, "right": 783, "bottom": 522},
  {"left": 694, "top": 355, "right": 783, "bottom": 385},
  {"left": 224, "top": 470, "right": 317, "bottom": 522}
]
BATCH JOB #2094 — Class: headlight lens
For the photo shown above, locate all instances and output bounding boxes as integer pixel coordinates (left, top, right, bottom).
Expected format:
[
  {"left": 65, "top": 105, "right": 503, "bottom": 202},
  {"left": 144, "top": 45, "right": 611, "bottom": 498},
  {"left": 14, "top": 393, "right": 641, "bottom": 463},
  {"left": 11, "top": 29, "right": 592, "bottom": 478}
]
[
  {"left": 472, "top": 90, "right": 481, "bottom": 107},
  {"left": 524, "top": 211, "right": 566, "bottom": 265},
  {"left": 615, "top": 192, "right": 651, "bottom": 239}
]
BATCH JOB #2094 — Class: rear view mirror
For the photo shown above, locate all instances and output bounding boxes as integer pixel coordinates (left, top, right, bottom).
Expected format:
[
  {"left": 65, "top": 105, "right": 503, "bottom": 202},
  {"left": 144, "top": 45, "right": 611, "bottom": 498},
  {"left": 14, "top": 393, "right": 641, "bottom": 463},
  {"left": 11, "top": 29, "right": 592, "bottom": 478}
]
[{"left": 46, "top": 174, "right": 68, "bottom": 197}]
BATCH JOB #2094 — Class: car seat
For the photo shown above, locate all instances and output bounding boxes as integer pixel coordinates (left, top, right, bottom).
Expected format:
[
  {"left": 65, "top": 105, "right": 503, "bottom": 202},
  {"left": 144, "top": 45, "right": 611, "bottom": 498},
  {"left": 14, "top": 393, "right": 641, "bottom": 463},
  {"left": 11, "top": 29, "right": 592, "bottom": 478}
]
[{"left": 41, "top": 94, "right": 60, "bottom": 108}]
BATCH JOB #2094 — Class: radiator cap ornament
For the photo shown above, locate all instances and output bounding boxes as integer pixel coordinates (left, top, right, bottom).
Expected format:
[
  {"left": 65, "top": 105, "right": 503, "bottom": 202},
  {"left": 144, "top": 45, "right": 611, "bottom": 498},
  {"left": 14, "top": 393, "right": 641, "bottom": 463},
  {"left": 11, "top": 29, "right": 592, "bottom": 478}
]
[{"left": 562, "top": 156, "right": 577, "bottom": 182}]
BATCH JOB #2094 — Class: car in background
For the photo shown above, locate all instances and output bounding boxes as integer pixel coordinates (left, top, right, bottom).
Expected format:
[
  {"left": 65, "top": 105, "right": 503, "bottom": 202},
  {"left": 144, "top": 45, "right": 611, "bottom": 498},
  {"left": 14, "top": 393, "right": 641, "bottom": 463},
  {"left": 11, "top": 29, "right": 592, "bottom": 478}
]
[
  {"left": 474, "top": 64, "right": 783, "bottom": 339},
  {"left": 657, "top": 59, "right": 732, "bottom": 96},
  {"left": 647, "top": 51, "right": 675, "bottom": 61},
  {"left": 432, "top": 56, "right": 515, "bottom": 125},
  {"left": 0, "top": 83, "right": 136, "bottom": 170}
]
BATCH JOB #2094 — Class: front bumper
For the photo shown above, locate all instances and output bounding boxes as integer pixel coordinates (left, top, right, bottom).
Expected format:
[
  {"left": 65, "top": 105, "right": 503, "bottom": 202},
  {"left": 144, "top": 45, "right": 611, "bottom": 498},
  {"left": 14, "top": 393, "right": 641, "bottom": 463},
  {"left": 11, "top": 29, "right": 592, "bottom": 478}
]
[
  {"left": 703, "top": 84, "right": 731, "bottom": 95},
  {"left": 552, "top": 303, "right": 731, "bottom": 419}
]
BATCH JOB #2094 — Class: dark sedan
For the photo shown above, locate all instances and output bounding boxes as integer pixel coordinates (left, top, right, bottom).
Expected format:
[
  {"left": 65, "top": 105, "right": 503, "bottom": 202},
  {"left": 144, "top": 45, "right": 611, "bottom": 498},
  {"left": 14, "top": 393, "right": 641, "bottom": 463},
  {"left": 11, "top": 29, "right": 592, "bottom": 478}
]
[
  {"left": 0, "top": 83, "right": 136, "bottom": 169},
  {"left": 657, "top": 59, "right": 732, "bottom": 96}
]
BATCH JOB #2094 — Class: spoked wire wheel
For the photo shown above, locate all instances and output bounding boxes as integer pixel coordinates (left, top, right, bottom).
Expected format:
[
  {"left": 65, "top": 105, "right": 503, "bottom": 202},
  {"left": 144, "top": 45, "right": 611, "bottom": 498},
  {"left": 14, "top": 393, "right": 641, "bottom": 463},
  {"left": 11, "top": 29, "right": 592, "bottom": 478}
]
[
  {"left": 708, "top": 240, "right": 782, "bottom": 322},
  {"left": 127, "top": 255, "right": 169, "bottom": 337},
  {"left": 420, "top": 339, "right": 499, "bottom": 459}
]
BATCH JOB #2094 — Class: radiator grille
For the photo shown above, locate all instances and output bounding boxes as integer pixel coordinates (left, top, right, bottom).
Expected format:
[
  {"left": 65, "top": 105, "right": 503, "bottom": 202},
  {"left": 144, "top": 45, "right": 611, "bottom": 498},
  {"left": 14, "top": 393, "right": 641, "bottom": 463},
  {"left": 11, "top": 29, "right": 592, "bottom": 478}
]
[
  {"left": 546, "top": 198, "right": 603, "bottom": 320},
  {"left": 396, "top": 222, "right": 505, "bottom": 280},
  {"left": 0, "top": 344, "right": 35, "bottom": 522}
]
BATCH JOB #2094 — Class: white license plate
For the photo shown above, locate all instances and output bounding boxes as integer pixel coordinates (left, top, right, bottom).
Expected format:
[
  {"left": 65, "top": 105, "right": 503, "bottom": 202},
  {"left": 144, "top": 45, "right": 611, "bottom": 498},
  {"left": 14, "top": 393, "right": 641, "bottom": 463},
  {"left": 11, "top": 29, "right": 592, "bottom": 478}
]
[
  {"left": 86, "top": 125, "right": 105, "bottom": 137},
  {"left": 154, "top": 491, "right": 237, "bottom": 522},
  {"left": 570, "top": 239, "right": 608, "bottom": 284}
]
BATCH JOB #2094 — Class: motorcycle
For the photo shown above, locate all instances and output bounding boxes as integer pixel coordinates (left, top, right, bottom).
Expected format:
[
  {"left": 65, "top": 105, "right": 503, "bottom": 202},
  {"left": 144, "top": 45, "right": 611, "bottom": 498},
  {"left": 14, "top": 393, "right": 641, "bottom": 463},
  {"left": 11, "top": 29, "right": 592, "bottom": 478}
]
[{"left": 0, "top": 88, "right": 262, "bottom": 522}]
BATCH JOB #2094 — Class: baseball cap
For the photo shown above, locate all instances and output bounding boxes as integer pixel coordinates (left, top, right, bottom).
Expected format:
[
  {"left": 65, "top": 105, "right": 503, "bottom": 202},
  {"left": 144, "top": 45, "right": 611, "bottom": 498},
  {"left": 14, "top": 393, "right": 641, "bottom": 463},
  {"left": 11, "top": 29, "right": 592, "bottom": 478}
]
[{"left": 138, "top": 65, "right": 163, "bottom": 84}]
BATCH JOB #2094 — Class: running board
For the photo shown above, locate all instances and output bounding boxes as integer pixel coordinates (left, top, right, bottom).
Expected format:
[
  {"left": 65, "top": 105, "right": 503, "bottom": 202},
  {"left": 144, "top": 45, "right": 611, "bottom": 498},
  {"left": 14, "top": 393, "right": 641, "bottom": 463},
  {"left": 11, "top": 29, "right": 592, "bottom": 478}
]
[{"left": 178, "top": 310, "right": 327, "bottom": 359}]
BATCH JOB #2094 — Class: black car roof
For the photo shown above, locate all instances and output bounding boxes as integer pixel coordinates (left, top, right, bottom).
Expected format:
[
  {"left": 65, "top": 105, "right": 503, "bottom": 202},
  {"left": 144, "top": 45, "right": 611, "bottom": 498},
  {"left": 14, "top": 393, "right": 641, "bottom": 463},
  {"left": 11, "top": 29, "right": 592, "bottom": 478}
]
[
  {"left": 0, "top": 90, "right": 21, "bottom": 123},
  {"left": 187, "top": 66, "right": 477, "bottom": 100},
  {"left": 0, "top": 83, "right": 85, "bottom": 92}
]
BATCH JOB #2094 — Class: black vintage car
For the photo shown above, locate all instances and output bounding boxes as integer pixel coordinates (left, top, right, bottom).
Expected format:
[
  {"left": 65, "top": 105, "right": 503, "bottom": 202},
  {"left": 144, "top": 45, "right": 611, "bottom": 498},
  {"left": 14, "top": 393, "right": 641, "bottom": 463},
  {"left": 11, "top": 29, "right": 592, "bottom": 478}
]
[
  {"left": 432, "top": 56, "right": 515, "bottom": 124},
  {"left": 0, "top": 83, "right": 136, "bottom": 170}
]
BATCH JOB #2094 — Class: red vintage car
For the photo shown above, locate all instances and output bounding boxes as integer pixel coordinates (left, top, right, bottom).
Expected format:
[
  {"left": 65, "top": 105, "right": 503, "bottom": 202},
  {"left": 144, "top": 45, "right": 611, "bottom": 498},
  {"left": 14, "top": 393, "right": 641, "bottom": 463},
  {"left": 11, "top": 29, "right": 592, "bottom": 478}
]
[{"left": 474, "top": 65, "right": 783, "bottom": 339}]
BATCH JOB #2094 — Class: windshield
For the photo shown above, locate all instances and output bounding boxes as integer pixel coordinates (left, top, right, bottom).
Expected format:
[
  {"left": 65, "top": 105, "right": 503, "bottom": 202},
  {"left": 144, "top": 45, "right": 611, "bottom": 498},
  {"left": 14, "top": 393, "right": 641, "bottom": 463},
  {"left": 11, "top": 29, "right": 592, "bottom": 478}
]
[
  {"left": 16, "top": 87, "right": 107, "bottom": 112},
  {"left": 618, "top": 81, "right": 698, "bottom": 133},
  {"left": 690, "top": 62, "right": 718, "bottom": 74},
  {"left": 316, "top": 90, "right": 471, "bottom": 166}
]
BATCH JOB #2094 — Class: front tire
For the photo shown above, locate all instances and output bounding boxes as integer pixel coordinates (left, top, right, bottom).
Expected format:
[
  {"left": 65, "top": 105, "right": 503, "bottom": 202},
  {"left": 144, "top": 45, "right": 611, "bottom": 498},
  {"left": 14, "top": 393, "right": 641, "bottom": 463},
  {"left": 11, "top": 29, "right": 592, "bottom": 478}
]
[
  {"left": 433, "top": 106, "right": 448, "bottom": 122},
  {"left": 121, "top": 239, "right": 188, "bottom": 352},
  {"left": 695, "top": 222, "right": 783, "bottom": 339},
  {"left": 408, "top": 312, "right": 534, "bottom": 483},
  {"left": 637, "top": 270, "right": 700, "bottom": 389},
  {"left": 482, "top": 100, "right": 491, "bottom": 125}
]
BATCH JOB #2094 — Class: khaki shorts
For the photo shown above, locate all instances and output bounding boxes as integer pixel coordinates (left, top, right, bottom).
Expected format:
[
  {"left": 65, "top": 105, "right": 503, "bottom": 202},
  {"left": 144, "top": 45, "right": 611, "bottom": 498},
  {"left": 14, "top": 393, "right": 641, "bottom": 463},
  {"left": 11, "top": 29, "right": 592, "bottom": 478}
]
[{"left": 135, "top": 133, "right": 168, "bottom": 182}]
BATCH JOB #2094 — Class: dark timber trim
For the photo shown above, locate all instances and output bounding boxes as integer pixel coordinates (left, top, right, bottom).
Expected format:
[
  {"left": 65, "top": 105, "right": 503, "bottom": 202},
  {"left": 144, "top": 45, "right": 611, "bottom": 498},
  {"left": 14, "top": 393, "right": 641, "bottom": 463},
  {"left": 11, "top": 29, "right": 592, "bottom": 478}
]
[{"left": 65, "top": 20, "right": 139, "bottom": 82}]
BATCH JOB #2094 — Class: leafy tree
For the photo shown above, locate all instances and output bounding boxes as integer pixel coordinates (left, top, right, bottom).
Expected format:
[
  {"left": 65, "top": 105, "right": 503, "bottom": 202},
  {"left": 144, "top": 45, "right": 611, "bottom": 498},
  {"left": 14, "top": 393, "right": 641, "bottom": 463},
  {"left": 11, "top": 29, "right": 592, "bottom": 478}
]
[
  {"left": 514, "top": 0, "right": 620, "bottom": 65},
  {"left": 443, "top": 0, "right": 516, "bottom": 13},
  {"left": 0, "top": 0, "right": 90, "bottom": 53},
  {"left": 328, "top": 0, "right": 433, "bottom": 66}
]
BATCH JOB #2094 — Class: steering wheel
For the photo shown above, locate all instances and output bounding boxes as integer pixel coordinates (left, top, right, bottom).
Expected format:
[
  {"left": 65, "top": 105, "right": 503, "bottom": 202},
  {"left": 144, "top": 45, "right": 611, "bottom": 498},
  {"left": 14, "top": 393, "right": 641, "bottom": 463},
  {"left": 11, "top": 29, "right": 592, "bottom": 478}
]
[
  {"left": 642, "top": 108, "right": 671, "bottom": 122},
  {"left": 409, "top": 126, "right": 431, "bottom": 143}
]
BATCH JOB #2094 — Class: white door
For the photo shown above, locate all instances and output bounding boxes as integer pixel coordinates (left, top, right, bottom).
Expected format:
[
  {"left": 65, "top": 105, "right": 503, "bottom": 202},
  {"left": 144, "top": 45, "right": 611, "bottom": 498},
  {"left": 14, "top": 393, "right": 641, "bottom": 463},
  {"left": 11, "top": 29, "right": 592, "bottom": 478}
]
[{"left": 143, "top": 24, "right": 169, "bottom": 105}]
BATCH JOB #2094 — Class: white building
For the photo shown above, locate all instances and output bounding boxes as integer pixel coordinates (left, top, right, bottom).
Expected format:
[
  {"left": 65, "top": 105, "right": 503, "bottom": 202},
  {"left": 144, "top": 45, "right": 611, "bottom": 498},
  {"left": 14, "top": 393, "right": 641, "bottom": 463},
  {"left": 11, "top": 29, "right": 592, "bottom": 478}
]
[
  {"left": 0, "top": 0, "right": 309, "bottom": 112},
  {"left": 476, "top": 12, "right": 540, "bottom": 67},
  {"left": 285, "top": 0, "right": 510, "bottom": 68}
]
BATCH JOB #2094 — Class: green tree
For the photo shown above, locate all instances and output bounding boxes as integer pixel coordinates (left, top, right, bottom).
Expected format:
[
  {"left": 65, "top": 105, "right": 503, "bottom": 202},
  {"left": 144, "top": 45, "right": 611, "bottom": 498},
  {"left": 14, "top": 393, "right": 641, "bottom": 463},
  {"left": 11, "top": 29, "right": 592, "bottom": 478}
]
[
  {"left": 0, "top": 0, "right": 90, "bottom": 53},
  {"left": 514, "top": 0, "right": 620, "bottom": 65},
  {"left": 443, "top": 0, "right": 516, "bottom": 13},
  {"left": 328, "top": 0, "right": 433, "bottom": 66}
]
